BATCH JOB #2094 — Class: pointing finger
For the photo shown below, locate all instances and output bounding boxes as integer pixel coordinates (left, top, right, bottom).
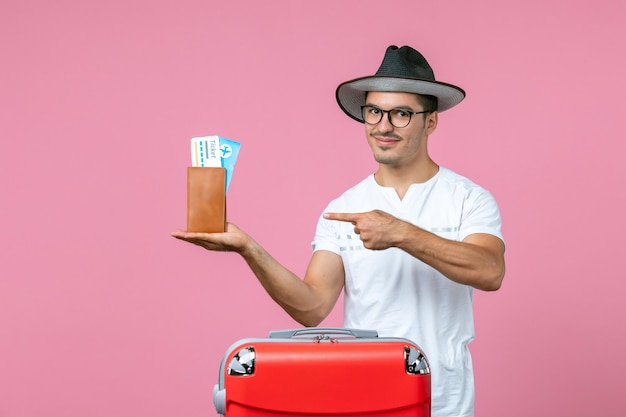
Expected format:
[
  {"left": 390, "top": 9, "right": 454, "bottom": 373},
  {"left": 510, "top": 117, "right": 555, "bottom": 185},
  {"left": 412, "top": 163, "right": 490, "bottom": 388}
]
[{"left": 323, "top": 212, "right": 360, "bottom": 223}]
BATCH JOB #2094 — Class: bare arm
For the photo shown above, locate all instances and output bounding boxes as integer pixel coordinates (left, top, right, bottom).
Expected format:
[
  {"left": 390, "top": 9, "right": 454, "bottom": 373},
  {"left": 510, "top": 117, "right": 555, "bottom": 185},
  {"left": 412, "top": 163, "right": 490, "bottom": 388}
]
[
  {"left": 171, "top": 223, "right": 345, "bottom": 326},
  {"left": 323, "top": 210, "right": 505, "bottom": 291}
]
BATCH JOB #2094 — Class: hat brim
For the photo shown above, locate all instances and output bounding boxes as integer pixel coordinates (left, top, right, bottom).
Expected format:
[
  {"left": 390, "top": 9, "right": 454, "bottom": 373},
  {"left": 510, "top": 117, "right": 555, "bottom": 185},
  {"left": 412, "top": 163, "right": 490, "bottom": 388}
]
[{"left": 336, "top": 76, "right": 466, "bottom": 122}]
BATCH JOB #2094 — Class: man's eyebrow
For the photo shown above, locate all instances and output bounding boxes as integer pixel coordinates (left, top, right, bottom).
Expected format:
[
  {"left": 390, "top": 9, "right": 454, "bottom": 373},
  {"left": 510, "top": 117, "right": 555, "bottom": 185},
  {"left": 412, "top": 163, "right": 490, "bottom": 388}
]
[{"left": 364, "top": 103, "right": 418, "bottom": 111}]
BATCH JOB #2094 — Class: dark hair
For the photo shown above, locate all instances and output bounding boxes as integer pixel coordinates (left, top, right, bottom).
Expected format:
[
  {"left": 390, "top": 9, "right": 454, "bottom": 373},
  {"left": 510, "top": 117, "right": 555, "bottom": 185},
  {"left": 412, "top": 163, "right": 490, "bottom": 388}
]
[
  {"left": 364, "top": 91, "right": 438, "bottom": 113},
  {"left": 417, "top": 94, "right": 438, "bottom": 113}
]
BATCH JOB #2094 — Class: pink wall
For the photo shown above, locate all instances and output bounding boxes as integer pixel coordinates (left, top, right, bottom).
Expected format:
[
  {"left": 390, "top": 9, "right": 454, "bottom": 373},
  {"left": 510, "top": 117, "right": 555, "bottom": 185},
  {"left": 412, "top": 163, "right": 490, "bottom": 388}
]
[{"left": 1, "top": 1, "right": 625, "bottom": 416}]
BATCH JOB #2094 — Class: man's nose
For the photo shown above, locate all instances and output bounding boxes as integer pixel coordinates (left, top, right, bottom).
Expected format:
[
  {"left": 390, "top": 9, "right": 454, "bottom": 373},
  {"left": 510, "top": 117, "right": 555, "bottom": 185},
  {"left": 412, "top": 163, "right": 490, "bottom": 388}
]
[{"left": 377, "top": 112, "right": 394, "bottom": 132}]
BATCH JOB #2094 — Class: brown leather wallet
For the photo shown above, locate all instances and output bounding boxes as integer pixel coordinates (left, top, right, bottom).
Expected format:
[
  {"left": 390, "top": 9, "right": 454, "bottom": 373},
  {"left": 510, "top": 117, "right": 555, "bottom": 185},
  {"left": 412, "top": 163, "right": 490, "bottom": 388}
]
[{"left": 187, "top": 167, "right": 226, "bottom": 233}]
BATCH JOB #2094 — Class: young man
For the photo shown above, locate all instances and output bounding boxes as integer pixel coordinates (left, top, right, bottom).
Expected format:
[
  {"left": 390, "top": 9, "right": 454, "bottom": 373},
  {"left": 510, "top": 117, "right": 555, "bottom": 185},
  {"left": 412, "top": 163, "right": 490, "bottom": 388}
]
[{"left": 172, "top": 45, "right": 505, "bottom": 417}]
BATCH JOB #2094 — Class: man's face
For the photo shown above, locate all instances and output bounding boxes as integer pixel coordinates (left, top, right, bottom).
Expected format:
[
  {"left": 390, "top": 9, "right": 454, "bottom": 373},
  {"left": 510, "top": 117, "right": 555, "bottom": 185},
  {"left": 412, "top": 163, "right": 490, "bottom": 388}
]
[{"left": 363, "top": 91, "right": 437, "bottom": 167}]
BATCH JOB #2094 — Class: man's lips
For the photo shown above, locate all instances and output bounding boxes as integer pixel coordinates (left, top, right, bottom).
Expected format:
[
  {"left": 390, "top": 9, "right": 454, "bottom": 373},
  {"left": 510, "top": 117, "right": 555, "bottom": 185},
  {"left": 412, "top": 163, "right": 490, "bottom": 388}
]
[{"left": 373, "top": 135, "right": 400, "bottom": 146}]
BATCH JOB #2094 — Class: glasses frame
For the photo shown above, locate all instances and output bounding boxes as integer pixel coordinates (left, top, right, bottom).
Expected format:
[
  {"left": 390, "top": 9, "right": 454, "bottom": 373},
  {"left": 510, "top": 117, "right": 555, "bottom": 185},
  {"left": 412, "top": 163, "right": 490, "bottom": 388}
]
[{"left": 360, "top": 105, "right": 431, "bottom": 128}]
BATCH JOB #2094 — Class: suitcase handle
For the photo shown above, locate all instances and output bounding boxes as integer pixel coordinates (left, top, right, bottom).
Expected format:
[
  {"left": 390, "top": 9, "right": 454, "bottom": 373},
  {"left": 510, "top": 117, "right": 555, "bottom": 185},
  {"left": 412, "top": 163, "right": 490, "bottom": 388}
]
[{"left": 268, "top": 327, "right": 378, "bottom": 339}]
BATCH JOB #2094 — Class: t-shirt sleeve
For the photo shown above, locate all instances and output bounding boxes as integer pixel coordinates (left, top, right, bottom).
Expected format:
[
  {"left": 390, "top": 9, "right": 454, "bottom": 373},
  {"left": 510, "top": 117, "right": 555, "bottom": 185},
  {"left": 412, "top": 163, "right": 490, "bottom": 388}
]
[
  {"left": 459, "top": 187, "right": 505, "bottom": 244},
  {"left": 310, "top": 202, "right": 341, "bottom": 254}
]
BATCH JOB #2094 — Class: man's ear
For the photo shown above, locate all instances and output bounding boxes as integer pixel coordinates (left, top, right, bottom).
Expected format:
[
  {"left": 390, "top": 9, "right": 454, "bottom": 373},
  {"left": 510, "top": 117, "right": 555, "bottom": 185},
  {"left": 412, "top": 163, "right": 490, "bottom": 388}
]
[{"left": 426, "top": 111, "right": 438, "bottom": 134}]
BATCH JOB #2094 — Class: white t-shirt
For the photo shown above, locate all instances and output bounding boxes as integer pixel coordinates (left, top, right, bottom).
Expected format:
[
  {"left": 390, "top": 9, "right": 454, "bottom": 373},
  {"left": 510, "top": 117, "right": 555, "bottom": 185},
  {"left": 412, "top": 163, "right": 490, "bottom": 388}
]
[{"left": 312, "top": 166, "right": 504, "bottom": 417}]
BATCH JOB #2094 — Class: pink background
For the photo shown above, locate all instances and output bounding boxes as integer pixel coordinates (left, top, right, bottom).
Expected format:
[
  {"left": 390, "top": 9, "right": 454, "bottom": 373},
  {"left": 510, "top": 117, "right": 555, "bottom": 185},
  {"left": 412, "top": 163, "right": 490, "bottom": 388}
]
[{"left": 1, "top": 1, "right": 625, "bottom": 416}]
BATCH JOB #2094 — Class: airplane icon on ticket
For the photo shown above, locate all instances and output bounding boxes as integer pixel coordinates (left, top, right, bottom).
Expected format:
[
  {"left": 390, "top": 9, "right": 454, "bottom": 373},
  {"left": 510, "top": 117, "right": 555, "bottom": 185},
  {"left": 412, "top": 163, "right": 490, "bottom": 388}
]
[{"left": 220, "top": 144, "right": 232, "bottom": 158}]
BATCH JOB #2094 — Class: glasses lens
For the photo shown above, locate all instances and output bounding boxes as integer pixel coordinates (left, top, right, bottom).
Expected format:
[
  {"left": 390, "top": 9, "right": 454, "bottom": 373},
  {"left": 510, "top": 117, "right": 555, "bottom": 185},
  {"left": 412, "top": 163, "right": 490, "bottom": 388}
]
[
  {"left": 362, "top": 106, "right": 382, "bottom": 125},
  {"left": 389, "top": 109, "right": 411, "bottom": 128}
]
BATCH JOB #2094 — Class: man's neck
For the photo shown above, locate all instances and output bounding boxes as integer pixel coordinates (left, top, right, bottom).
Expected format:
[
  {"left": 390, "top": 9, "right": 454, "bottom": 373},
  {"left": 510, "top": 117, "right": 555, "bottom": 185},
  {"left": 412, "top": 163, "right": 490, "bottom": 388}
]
[{"left": 374, "top": 159, "right": 439, "bottom": 200}]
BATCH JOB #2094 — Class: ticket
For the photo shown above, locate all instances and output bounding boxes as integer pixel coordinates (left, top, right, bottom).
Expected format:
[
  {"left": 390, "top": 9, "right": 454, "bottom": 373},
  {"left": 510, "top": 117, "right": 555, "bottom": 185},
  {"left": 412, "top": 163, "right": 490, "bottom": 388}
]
[
  {"left": 190, "top": 135, "right": 241, "bottom": 192},
  {"left": 191, "top": 136, "right": 221, "bottom": 168}
]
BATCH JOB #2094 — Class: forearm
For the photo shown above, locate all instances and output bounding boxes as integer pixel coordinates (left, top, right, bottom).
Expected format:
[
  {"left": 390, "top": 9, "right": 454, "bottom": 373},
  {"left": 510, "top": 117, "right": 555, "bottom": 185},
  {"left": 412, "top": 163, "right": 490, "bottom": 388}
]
[
  {"left": 171, "top": 225, "right": 340, "bottom": 326},
  {"left": 238, "top": 238, "right": 332, "bottom": 326},
  {"left": 394, "top": 222, "right": 505, "bottom": 291}
]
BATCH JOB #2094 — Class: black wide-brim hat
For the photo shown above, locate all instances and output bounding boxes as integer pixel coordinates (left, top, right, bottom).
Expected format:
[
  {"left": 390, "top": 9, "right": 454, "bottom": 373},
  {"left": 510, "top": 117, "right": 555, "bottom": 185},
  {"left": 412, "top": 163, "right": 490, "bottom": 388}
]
[{"left": 336, "top": 45, "right": 466, "bottom": 122}]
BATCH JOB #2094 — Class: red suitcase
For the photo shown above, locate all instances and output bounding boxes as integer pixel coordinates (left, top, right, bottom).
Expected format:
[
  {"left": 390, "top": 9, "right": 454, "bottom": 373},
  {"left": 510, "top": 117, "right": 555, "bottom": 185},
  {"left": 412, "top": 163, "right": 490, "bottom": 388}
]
[{"left": 212, "top": 328, "right": 431, "bottom": 416}]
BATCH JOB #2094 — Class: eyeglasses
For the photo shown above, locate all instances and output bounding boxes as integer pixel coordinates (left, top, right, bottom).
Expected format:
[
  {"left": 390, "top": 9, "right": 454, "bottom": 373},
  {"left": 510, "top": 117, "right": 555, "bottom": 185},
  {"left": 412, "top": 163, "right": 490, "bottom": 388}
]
[{"left": 360, "top": 105, "right": 430, "bottom": 128}]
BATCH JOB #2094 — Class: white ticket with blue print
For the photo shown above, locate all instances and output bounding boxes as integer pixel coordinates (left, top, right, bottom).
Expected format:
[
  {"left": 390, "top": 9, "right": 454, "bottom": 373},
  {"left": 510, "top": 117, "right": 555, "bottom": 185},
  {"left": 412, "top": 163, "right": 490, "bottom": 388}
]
[{"left": 190, "top": 135, "right": 241, "bottom": 192}]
